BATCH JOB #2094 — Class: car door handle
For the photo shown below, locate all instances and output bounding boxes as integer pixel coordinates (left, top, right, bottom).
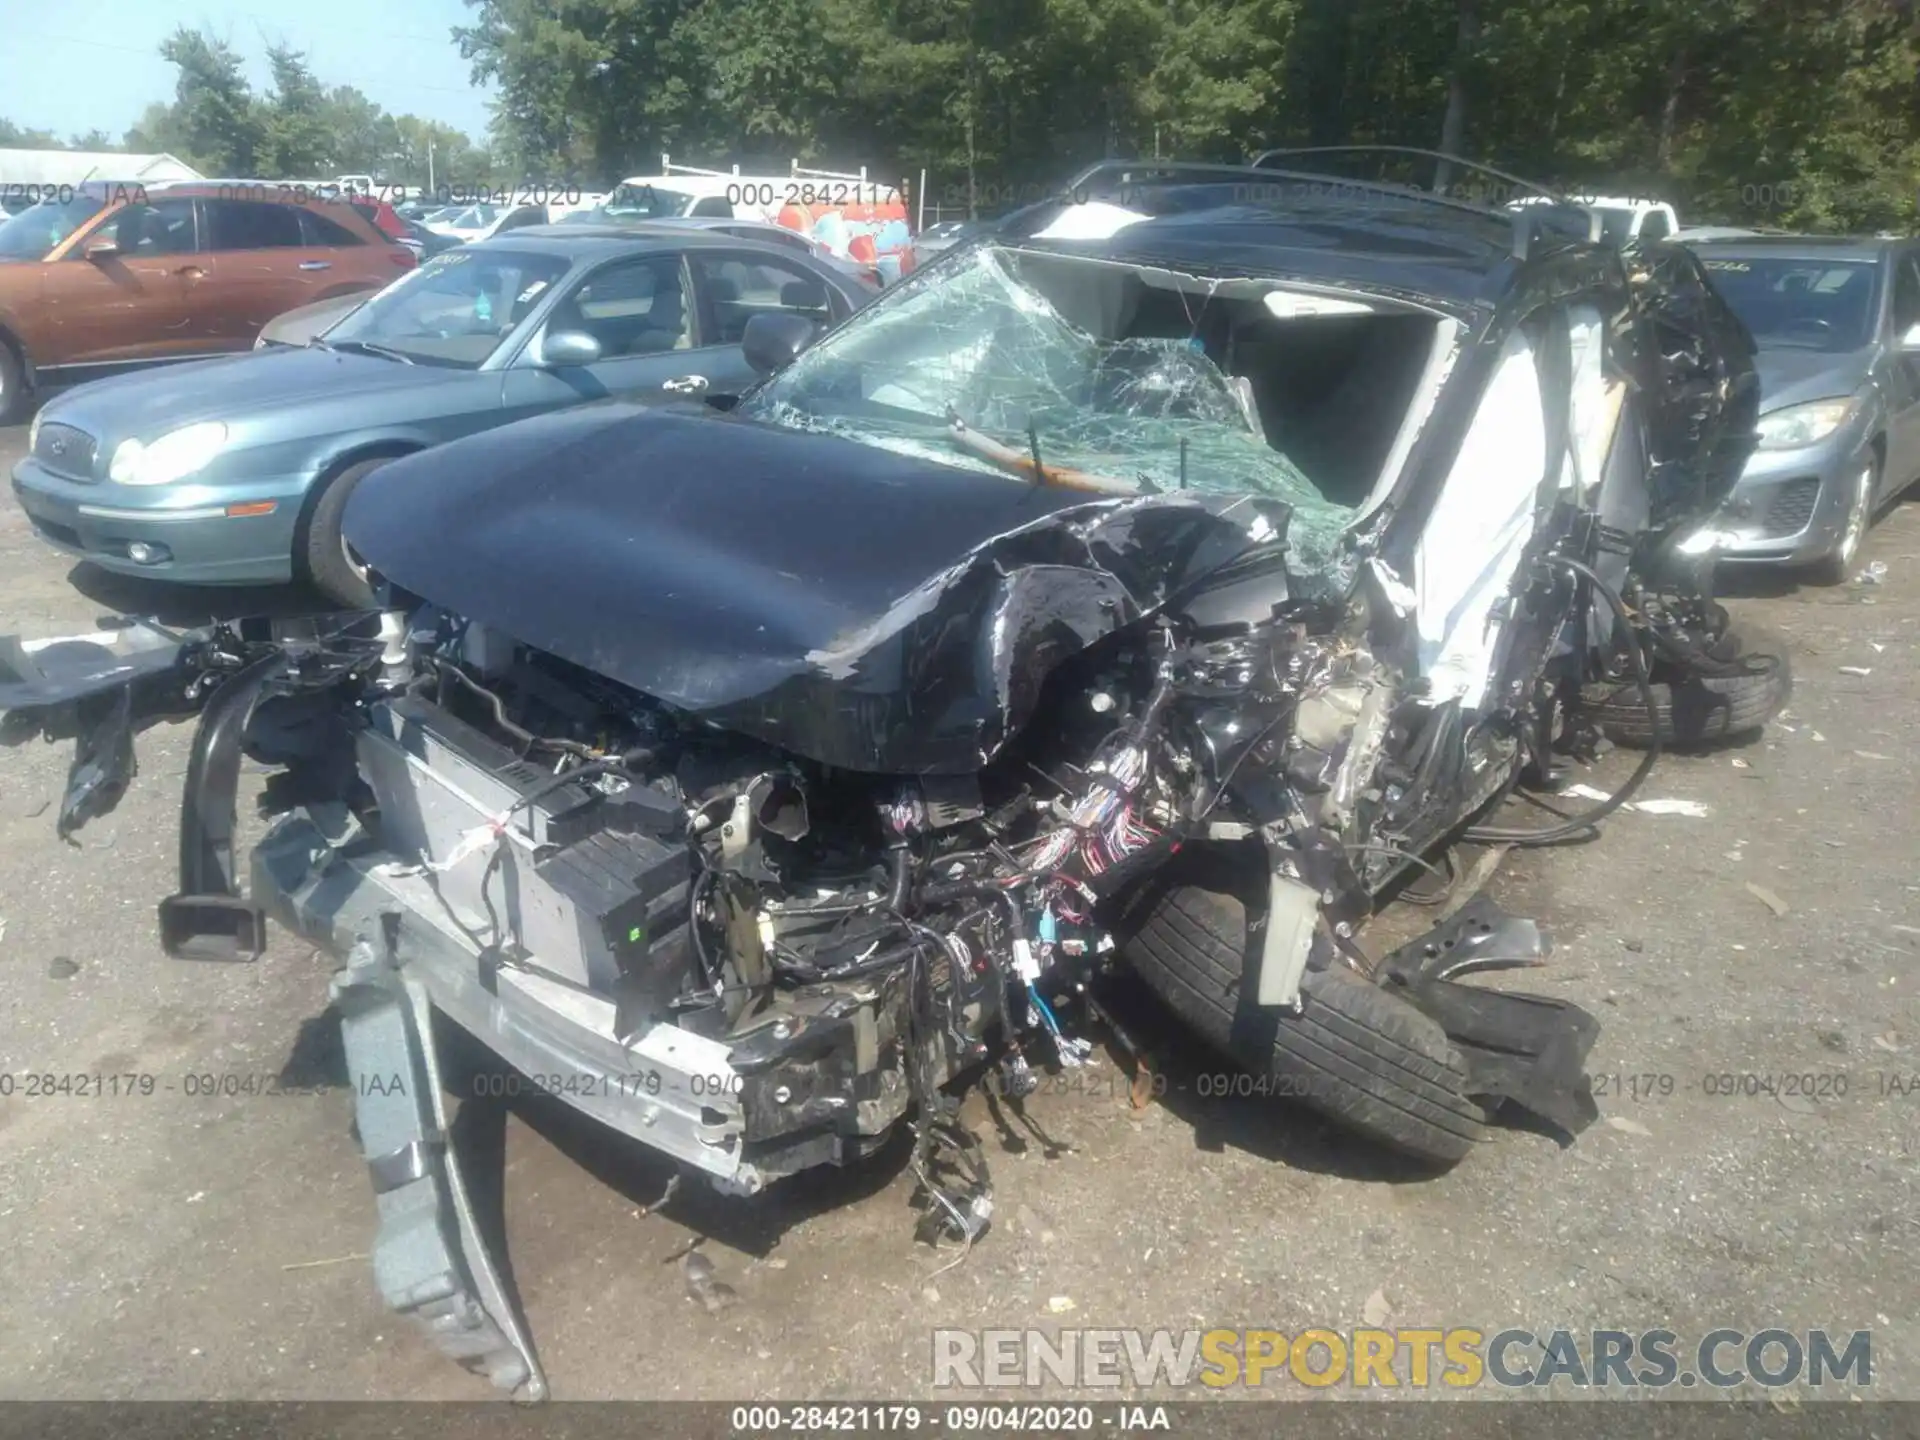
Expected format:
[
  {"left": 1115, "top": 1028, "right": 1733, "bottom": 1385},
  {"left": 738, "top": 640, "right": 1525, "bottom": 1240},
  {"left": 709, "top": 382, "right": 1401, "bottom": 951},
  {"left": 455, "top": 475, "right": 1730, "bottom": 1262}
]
[
  {"left": 662, "top": 375, "right": 708, "bottom": 394},
  {"left": 299, "top": 261, "right": 332, "bottom": 271}
]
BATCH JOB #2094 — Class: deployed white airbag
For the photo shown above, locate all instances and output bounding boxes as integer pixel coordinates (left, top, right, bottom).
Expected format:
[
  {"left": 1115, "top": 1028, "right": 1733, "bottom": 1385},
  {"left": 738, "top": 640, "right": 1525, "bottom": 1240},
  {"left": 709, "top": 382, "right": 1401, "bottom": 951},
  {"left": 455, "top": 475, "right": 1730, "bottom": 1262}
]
[{"left": 1413, "top": 328, "right": 1548, "bottom": 708}]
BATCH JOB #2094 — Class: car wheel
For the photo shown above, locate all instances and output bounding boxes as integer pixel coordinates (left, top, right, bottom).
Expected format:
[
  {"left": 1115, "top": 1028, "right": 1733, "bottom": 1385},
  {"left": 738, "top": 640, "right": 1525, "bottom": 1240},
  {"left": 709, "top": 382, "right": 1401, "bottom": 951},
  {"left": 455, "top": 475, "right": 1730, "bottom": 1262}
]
[
  {"left": 1119, "top": 855, "right": 1487, "bottom": 1166},
  {"left": 302, "top": 457, "right": 393, "bottom": 608},
  {"left": 1580, "top": 618, "right": 1792, "bottom": 750},
  {"left": 0, "top": 338, "right": 26, "bottom": 426},
  {"left": 1806, "top": 456, "right": 1878, "bottom": 587}
]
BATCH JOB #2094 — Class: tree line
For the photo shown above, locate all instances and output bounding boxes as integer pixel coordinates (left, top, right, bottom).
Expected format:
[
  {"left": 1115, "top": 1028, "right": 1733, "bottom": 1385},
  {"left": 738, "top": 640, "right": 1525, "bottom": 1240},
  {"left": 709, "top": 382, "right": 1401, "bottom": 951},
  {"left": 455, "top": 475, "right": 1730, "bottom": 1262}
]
[
  {"left": 458, "top": 0, "right": 1920, "bottom": 230},
  {"left": 1, "top": 28, "right": 491, "bottom": 190},
  {"left": 7, "top": 2, "right": 1917, "bottom": 230}
]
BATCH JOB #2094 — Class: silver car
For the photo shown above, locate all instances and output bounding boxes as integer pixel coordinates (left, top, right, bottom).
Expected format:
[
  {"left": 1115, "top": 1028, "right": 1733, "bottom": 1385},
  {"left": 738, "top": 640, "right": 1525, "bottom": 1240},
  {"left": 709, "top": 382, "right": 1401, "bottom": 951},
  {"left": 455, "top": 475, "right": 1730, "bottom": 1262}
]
[
  {"left": 12, "top": 228, "right": 872, "bottom": 603},
  {"left": 1684, "top": 236, "right": 1920, "bottom": 582}
]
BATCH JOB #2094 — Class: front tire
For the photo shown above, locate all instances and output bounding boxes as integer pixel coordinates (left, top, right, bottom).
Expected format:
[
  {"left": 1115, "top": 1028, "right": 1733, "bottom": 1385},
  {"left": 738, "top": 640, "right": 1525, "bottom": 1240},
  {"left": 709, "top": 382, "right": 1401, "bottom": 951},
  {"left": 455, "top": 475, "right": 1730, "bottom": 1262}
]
[
  {"left": 1580, "top": 618, "right": 1791, "bottom": 749},
  {"left": 302, "top": 457, "right": 392, "bottom": 608},
  {"left": 1806, "top": 456, "right": 1878, "bottom": 587},
  {"left": 1122, "top": 868, "right": 1487, "bottom": 1165}
]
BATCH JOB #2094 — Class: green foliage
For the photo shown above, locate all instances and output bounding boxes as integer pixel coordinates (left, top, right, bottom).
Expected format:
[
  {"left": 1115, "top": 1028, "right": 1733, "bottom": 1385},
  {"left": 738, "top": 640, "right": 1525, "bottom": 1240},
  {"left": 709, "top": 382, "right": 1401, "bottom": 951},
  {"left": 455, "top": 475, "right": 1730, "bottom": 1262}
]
[
  {"left": 159, "top": 27, "right": 265, "bottom": 176},
  {"left": 11, "top": 2, "right": 1916, "bottom": 228},
  {"left": 260, "top": 47, "right": 333, "bottom": 176},
  {"left": 455, "top": 0, "right": 1920, "bottom": 229},
  {"left": 21, "top": 26, "right": 494, "bottom": 192}
]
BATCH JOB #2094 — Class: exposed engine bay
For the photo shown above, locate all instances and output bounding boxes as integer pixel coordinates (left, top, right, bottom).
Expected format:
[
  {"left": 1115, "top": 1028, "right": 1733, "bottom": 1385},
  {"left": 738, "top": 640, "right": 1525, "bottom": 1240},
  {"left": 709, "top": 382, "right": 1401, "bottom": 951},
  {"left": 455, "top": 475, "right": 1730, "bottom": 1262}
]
[{"left": 220, "top": 516, "right": 1603, "bottom": 1210}]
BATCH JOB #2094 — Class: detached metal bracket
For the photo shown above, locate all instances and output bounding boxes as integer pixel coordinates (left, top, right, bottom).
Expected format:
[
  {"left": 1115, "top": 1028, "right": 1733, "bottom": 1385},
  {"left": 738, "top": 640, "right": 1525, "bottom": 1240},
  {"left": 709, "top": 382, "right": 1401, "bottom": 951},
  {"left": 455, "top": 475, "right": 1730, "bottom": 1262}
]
[
  {"left": 158, "top": 651, "right": 287, "bottom": 961},
  {"left": 331, "top": 934, "right": 548, "bottom": 1399},
  {"left": 159, "top": 893, "right": 266, "bottom": 961}
]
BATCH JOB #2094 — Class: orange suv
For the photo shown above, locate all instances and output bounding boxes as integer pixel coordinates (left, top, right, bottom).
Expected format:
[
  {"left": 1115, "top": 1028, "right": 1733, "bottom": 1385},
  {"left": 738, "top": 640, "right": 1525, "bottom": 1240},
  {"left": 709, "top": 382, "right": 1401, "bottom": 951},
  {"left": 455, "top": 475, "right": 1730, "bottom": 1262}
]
[{"left": 0, "top": 180, "right": 416, "bottom": 421}]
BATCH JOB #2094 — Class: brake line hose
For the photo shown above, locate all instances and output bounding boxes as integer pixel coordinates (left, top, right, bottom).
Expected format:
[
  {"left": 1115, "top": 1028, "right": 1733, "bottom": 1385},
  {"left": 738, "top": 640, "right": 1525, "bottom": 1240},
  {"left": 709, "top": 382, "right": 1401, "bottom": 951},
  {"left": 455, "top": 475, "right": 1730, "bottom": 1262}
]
[{"left": 1460, "top": 554, "right": 1663, "bottom": 847}]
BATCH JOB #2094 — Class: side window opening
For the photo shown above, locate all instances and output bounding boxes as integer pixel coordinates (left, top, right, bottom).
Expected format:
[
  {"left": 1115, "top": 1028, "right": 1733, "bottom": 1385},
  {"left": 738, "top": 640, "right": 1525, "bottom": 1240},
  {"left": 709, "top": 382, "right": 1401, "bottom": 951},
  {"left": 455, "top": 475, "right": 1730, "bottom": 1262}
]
[
  {"left": 696, "top": 254, "right": 833, "bottom": 345},
  {"left": 301, "top": 208, "right": 369, "bottom": 247},
  {"left": 207, "top": 200, "right": 304, "bottom": 250},
  {"left": 93, "top": 199, "right": 198, "bottom": 255},
  {"left": 549, "top": 256, "right": 692, "bottom": 355},
  {"left": 1891, "top": 255, "right": 1920, "bottom": 338}
]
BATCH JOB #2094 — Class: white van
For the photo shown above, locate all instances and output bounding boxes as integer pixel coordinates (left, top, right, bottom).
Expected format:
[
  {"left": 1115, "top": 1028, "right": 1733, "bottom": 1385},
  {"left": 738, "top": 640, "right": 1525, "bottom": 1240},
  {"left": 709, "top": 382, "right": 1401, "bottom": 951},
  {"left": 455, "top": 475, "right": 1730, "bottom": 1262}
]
[
  {"left": 1510, "top": 193, "right": 1680, "bottom": 245},
  {"left": 602, "top": 158, "right": 912, "bottom": 269}
]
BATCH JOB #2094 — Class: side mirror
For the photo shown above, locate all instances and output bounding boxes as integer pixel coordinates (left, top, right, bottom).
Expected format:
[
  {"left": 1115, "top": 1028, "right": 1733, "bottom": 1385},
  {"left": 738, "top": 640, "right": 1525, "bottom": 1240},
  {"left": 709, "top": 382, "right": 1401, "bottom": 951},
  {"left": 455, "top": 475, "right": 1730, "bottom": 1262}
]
[
  {"left": 84, "top": 238, "right": 120, "bottom": 261},
  {"left": 742, "top": 311, "right": 820, "bottom": 376},
  {"left": 1900, "top": 322, "right": 1920, "bottom": 351},
  {"left": 539, "top": 329, "right": 603, "bottom": 367}
]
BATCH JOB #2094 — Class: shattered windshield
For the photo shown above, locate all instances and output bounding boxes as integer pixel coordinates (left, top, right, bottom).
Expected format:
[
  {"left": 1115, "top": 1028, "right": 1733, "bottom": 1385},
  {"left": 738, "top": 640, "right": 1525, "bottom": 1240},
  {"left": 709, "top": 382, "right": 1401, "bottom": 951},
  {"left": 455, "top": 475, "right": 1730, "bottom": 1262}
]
[{"left": 736, "top": 245, "right": 1357, "bottom": 580}]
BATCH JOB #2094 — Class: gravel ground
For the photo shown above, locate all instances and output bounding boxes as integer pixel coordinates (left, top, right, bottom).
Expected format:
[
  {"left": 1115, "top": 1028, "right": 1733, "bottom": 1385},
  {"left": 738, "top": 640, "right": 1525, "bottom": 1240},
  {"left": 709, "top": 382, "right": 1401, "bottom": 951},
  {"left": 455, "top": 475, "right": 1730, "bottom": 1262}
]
[{"left": 0, "top": 418, "right": 1916, "bottom": 1405}]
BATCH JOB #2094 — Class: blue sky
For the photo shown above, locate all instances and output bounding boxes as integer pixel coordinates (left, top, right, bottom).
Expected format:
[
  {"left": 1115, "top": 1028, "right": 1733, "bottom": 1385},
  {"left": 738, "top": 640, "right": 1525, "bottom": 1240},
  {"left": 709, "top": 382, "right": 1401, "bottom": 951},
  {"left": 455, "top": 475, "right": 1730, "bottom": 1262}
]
[{"left": 8, "top": 0, "right": 496, "bottom": 145}]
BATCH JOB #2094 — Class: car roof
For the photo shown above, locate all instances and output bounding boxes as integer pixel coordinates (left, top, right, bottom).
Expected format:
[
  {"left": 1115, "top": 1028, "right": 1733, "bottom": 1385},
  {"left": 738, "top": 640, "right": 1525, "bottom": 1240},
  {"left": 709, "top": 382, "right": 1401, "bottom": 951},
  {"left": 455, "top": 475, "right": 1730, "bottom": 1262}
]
[
  {"left": 1684, "top": 234, "right": 1893, "bottom": 261},
  {"left": 464, "top": 225, "right": 823, "bottom": 259},
  {"left": 1003, "top": 191, "right": 1569, "bottom": 312},
  {"left": 986, "top": 160, "right": 1610, "bottom": 312},
  {"left": 135, "top": 179, "right": 366, "bottom": 208}
]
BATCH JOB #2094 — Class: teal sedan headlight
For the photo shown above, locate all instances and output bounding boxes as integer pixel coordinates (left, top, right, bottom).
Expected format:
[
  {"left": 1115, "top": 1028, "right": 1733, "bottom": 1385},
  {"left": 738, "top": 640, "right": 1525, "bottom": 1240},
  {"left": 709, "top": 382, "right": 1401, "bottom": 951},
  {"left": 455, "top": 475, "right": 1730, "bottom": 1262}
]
[{"left": 108, "top": 422, "right": 230, "bottom": 486}]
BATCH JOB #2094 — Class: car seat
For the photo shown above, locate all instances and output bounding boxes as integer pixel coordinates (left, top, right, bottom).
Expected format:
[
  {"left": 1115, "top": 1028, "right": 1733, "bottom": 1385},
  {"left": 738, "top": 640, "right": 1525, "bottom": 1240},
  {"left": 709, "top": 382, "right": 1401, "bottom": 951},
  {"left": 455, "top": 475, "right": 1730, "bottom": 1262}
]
[
  {"left": 630, "top": 281, "right": 690, "bottom": 353},
  {"left": 781, "top": 279, "right": 829, "bottom": 319}
]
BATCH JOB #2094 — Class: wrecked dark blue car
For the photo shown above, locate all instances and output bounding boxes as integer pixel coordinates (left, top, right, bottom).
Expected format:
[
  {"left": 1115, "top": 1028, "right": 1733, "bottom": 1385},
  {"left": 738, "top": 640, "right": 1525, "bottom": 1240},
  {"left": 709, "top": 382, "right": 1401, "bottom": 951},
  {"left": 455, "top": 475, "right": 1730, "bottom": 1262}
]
[{"left": 0, "top": 152, "right": 1782, "bottom": 1398}]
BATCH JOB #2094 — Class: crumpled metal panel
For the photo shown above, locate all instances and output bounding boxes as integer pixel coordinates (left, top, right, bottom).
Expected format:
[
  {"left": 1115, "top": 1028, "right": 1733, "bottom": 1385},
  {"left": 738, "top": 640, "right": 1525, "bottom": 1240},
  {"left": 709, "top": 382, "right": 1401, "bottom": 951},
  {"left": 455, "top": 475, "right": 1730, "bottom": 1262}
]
[
  {"left": 1621, "top": 240, "right": 1762, "bottom": 528},
  {"left": 342, "top": 403, "right": 1298, "bottom": 774}
]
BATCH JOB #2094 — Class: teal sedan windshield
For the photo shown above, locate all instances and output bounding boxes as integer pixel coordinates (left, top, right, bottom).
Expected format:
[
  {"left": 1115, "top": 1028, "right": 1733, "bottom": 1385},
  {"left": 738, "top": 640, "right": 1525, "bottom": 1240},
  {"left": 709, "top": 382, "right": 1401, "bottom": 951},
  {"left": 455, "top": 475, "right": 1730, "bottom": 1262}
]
[{"left": 321, "top": 248, "right": 570, "bottom": 367}]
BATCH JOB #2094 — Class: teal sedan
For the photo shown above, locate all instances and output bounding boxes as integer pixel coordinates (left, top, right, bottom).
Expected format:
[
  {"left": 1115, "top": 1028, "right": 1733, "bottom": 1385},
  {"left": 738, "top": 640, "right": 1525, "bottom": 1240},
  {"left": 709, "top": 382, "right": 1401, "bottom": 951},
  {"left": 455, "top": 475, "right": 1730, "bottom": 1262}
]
[{"left": 11, "top": 227, "right": 869, "bottom": 603}]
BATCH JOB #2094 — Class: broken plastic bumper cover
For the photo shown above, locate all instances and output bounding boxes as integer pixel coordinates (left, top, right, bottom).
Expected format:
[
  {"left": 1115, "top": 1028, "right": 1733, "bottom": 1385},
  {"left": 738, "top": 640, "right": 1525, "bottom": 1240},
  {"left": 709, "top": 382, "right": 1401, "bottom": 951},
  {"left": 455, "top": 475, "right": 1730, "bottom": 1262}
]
[{"left": 1380, "top": 895, "right": 1600, "bottom": 1139}]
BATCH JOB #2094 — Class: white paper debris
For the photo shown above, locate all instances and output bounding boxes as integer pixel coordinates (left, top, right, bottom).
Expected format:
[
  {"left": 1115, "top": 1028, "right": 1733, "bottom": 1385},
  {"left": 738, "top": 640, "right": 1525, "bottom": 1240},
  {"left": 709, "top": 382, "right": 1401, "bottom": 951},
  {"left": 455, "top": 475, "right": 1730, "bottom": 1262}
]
[
  {"left": 1838, "top": 666, "right": 1872, "bottom": 677},
  {"left": 1635, "top": 798, "right": 1710, "bottom": 816},
  {"left": 1560, "top": 784, "right": 1707, "bottom": 817}
]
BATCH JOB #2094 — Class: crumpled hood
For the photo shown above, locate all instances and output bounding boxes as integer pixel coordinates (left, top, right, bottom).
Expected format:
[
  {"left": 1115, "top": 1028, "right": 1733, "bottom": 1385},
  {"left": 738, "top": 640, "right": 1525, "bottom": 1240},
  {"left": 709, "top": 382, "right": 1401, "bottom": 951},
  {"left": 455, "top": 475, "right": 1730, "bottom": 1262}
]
[
  {"left": 39, "top": 345, "right": 472, "bottom": 440},
  {"left": 345, "top": 403, "right": 1293, "bottom": 772}
]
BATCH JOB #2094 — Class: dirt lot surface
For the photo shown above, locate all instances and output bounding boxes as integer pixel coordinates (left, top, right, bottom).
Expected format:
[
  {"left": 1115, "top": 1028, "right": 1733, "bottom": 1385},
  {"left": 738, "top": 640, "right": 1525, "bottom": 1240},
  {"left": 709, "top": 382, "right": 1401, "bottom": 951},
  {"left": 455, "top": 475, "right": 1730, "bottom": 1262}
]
[{"left": 1, "top": 416, "right": 1917, "bottom": 1406}]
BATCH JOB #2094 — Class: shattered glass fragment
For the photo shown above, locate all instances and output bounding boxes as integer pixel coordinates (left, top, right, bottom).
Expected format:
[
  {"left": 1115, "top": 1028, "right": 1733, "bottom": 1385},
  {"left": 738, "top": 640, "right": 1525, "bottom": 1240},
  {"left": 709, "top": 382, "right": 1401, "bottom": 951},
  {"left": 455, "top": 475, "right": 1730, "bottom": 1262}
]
[{"left": 741, "top": 245, "right": 1358, "bottom": 589}]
